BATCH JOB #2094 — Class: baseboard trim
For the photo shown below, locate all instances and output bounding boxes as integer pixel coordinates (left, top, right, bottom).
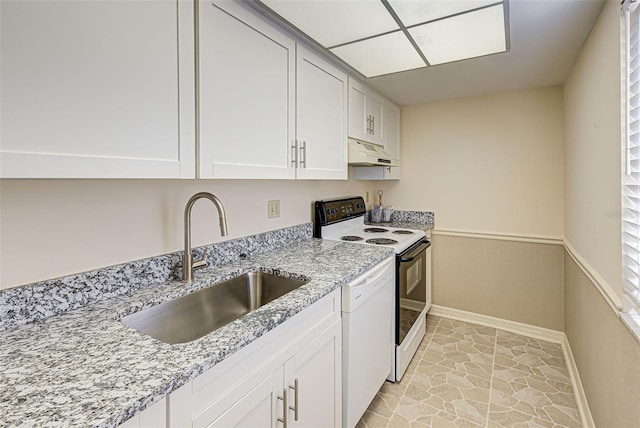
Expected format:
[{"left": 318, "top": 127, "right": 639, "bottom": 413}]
[
  {"left": 561, "top": 335, "right": 596, "bottom": 428},
  {"left": 429, "top": 305, "right": 565, "bottom": 343},
  {"left": 400, "top": 298, "right": 424, "bottom": 312},
  {"left": 429, "top": 305, "right": 594, "bottom": 427},
  {"left": 432, "top": 229, "right": 564, "bottom": 246}
]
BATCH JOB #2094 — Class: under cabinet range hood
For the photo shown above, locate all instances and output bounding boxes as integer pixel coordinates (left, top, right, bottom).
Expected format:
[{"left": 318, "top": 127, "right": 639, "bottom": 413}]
[{"left": 348, "top": 139, "right": 399, "bottom": 166}]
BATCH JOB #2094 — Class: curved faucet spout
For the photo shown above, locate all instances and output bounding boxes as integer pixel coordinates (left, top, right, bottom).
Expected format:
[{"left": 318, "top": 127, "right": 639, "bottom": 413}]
[{"left": 183, "top": 192, "right": 228, "bottom": 282}]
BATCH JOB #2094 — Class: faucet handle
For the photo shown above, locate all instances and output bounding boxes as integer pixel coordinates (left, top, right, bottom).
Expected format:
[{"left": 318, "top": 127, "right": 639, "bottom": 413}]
[{"left": 192, "top": 248, "right": 208, "bottom": 271}]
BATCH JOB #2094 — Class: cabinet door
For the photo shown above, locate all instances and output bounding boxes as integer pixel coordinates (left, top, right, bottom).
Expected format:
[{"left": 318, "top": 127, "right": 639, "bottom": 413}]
[
  {"left": 287, "top": 320, "right": 341, "bottom": 428},
  {"left": 0, "top": 0, "right": 195, "bottom": 178},
  {"left": 348, "top": 78, "right": 370, "bottom": 142},
  {"left": 198, "top": 1, "right": 295, "bottom": 179},
  {"left": 368, "top": 94, "right": 386, "bottom": 146},
  {"left": 119, "top": 398, "right": 167, "bottom": 428},
  {"left": 384, "top": 103, "right": 401, "bottom": 160},
  {"left": 348, "top": 78, "right": 386, "bottom": 146},
  {"left": 295, "top": 47, "right": 347, "bottom": 180},
  {"left": 206, "top": 366, "right": 284, "bottom": 428}
]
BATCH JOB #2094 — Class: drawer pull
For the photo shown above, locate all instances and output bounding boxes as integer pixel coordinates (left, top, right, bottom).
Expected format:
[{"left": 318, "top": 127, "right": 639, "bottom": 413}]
[
  {"left": 277, "top": 388, "right": 288, "bottom": 427},
  {"left": 289, "top": 378, "right": 299, "bottom": 421}
]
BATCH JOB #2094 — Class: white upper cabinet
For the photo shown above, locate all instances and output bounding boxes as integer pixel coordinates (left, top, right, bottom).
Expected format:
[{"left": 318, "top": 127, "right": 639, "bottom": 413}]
[
  {"left": 350, "top": 83, "right": 401, "bottom": 181},
  {"left": 295, "top": 47, "right": 348, "bottom": 180},
  {"left": 198, "top": 1, "right": 296, "bottom": 179},
  {"left": 384, "top": 102, "right": 401, "bottom": 161},
  {"left": 199, "top": 1, "right": 347, "bottom": 180},
  {"left": 348, "top": 81, "right": 369, "bottom": 142},
  {"left": 348, "top": 78, "right": 385, "bottom": 146},
  {"left": 368, "top": 94, "right": 386, "bottom": 146},
  {"left": 0, "top": 0, "right": 195, "bottom": 178},
  {"left": 2, "top": 0, "right": 349, "bottom": 180}
]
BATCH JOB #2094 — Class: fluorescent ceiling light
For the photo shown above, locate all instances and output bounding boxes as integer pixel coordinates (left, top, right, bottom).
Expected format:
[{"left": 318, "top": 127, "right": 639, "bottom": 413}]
[
  {"left": 258, "top": 0, "right": 508, "bottom": 77},
  {"left": 410, "top": 4, "right": 506, "bottom": 65},
  {"left": 330, "top": 31, "right": 426, "bottom": 78},
  {"left": 261, "top": 0, "right": 398, "bottom": 47},
  {"left": 388, "top": 0, "right": 500, "bottom": 27}
]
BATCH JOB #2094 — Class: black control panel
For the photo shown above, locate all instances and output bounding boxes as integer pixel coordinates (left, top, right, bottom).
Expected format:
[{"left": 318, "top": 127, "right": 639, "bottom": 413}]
[{"left": 313, "top": 196, "right": 367, "bottom": 238}]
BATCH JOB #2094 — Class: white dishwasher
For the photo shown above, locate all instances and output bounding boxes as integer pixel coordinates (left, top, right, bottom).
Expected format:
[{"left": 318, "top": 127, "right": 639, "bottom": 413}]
[{"left": 342, "top": 256, "right": 395, "bottom": 428}]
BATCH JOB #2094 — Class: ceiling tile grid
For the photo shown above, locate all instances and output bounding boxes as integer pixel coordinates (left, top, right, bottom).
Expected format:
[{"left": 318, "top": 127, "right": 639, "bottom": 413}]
[{"left": 261, "top": 0, "right": 508, "bottom": 77}]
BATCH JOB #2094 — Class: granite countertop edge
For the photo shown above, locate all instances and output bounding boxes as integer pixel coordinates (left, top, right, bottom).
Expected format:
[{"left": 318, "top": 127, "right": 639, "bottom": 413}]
[
  {"left": 364, "top": 209, "right": 435, "bottom": 233},
  {"left": 0, "top": 238, "right": 394, "bottom": 428}
]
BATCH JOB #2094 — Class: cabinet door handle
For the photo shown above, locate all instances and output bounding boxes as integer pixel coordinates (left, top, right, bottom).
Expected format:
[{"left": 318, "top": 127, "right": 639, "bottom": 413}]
[
  {"left": 291, "top": 140, "right": 298, "bottom": 168},
  {"left": 277, "top": 388, "right": 288, "bottom": 427},
  {"left": 371, "top": 116, "right": 375, "bottom": 134},
  {"left": 288, "top": 378, "right": 299, "bottom": 421},
  {"left": 366, "top": 115, "right": 371, "bottom": 133},
  {"left": 300, "top": 141, "right": 307, "bottom": 168}
]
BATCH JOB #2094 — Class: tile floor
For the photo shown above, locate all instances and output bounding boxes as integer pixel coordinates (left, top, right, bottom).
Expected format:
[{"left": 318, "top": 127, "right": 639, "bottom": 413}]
[{"left": 357, "top": 315, "right": 582, "bottom": 428}]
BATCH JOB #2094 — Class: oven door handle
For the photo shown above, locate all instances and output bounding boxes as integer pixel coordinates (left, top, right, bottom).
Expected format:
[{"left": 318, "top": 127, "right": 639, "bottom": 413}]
[{"left": 400, "top": 241, "right": 431, "bottom": 262}]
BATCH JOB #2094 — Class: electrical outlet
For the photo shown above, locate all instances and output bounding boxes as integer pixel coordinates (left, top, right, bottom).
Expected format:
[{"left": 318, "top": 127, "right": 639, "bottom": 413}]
[
  {"left": 268, "top": 200, "right": 280, "bottom": 219},
  {"left": 365, "top": 191, "right": 369, "bottom": 203}
]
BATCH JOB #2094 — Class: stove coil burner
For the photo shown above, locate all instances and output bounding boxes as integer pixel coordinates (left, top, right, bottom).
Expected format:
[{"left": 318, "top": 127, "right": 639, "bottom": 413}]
[
  {"left": 341, "top": 236, "right": 364, "bottom": 241},
  {"left": 366, "top": 238, "right": 399, "bottom": 245},
  {"left": 364, "top": 227, "right": 388, "bottom": 233},
  {"left": 392, "top": 230, "right": 414, "bottom": 235}
]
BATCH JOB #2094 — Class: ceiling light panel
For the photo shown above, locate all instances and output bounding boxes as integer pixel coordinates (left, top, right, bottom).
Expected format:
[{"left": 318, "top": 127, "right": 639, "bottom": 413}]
[
  {"left": 388, "top": 0, "right": 501, "bottom": 27},
  {"left": 261, "top": 0, "right": 399, "bottom": 47},
  {"left": 409, "top": 4, "right": 506, "bottom": 65},
  {"left": 330, "top": 31, "right": 426, "bottom": 77}
]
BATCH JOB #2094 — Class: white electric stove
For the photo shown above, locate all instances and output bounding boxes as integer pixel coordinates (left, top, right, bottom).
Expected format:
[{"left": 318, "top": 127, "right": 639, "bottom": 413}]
[{"left": 317, "top": 214, "right": 425, "bottom": 253}]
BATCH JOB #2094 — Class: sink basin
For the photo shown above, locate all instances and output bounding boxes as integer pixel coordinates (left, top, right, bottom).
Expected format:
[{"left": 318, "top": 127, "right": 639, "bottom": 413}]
[{"left": 122, "top": 272, "right": 308, "bottom": 344}]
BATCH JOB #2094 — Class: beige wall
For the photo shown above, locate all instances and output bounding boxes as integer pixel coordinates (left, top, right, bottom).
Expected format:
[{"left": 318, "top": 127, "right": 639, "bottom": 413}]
[
  {"left": 433, "top": 234, "right": 565, "bottom": 331},
  {"left": 379, "top": 86, "right": 565, "bottom": 238},
  {"left": 563, "top": 0, "right": 622, "bottom": 296},
  {"left": 565, "top": 253, "right": 640, "bottom": 427},
  {"left": 562, "top": 1, "right": 639, "bottom": 425},
  {"left": 375, "top": 86, "right": 566, "bottom": 329},
  {"left": 0, "top": 178, "right": 372, "bottom": 289}
]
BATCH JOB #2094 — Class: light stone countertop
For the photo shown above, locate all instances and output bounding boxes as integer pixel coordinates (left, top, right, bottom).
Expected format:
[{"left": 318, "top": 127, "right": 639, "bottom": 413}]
[
  {"left": 365, "top": 209, "right": 435, "bottom": 233},
  {"left": 365, "top": 219, "right": 434, "bottom": 232},
  {"left": 0, "top": 238, "right": 393, "bottom": 428}
]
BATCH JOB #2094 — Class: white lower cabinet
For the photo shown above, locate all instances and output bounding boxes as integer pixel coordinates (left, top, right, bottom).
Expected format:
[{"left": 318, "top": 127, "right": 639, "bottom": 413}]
[
  {"left": 164, "top": 290, "right": 341, "bottom": 427},
  {"left": 203, "top": 322, "right": 340, "bottom": 428},
  {"left": 286, "top": 321, "right": 341, "bottom": 427},
  {"left": 204, "top": 365, "right": 284, "bottom": 427},
  {"left": 119, "top": 398, "right": 167, "bottom": 428}
]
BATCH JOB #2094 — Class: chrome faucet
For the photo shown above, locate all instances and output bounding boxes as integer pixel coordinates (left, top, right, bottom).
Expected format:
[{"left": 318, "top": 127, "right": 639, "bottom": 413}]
[{"left": 183, "top": 192, "right": 228, "bottom": 282}]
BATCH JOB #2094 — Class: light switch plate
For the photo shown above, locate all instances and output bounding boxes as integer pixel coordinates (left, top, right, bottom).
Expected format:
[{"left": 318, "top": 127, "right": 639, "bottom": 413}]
[{"left": 268, "top": 200, "right": 280, "bottom": 219}]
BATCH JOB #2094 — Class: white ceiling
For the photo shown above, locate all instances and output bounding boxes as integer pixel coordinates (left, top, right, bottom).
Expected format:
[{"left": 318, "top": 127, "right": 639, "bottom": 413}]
[
  {"left": 255, "top": 0, "right": 606, "bottom": 106},
  {"left": 368, "top": 0, "right": 607, "bottom": 105}
]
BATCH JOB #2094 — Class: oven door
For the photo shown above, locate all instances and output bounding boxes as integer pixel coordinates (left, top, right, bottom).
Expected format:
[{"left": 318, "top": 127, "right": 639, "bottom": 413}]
[{"left": 396, "top": 239, "right": 431, "bottom": 345}]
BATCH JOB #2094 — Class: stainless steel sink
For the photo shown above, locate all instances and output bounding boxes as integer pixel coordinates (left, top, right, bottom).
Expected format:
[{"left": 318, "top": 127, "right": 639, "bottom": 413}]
[{"left": 122, "top": 272, "right": 308, "bottom": 344}]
